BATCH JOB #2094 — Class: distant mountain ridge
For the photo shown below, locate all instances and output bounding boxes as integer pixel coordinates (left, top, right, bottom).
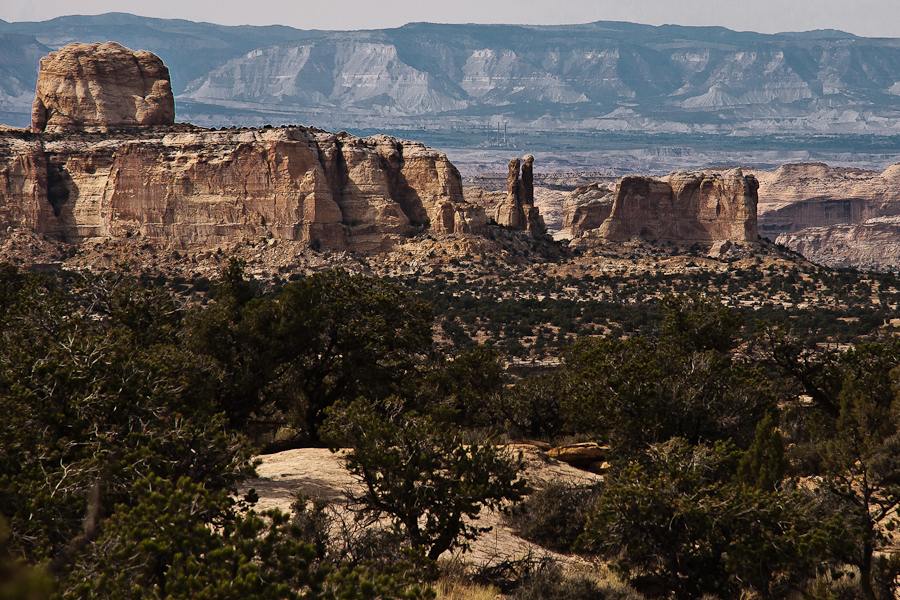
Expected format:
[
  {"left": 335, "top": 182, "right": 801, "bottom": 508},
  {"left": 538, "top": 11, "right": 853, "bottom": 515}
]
[{"left": 3, "top": 13, "right": 900, "bottom": 135}]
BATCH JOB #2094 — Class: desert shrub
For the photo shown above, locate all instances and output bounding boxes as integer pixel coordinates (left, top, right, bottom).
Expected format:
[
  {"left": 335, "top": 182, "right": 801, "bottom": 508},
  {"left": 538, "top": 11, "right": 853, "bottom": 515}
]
[
  {"left": 322, "top": 398, "right": 526, "bottom": 562},
  {"left": 505, "top": 481, "right": 603, "bottom": 553},
  {"left": 512, "top": 561, "right": 642, "bottom": 600}
]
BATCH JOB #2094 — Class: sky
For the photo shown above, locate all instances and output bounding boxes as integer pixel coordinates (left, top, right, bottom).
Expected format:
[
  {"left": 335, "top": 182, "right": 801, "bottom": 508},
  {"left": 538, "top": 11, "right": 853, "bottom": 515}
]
[{"left": 1, "top": 0, "right": 900, "bottom": 38}]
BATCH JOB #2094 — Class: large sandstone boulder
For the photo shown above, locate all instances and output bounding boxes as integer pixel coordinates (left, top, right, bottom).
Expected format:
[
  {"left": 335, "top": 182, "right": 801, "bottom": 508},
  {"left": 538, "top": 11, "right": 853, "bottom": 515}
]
[
  {"left": 31, "top": 42, "right": 175, "bottom": 132},
  {"left": 597, "top": 169, "right": 758, "bottom": 243}
]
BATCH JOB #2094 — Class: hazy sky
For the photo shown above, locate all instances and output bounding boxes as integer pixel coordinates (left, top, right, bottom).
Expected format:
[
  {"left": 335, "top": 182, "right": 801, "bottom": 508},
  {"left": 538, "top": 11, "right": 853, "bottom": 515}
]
[{"left": 2, "top": 0, "right": 900, "bottom": 38}]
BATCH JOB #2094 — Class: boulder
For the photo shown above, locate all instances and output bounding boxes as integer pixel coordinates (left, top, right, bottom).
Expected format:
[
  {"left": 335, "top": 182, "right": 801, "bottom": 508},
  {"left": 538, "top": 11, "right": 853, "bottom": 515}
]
[
  {"left": 547, "top": 442, "right": 609, "bottom": 466},
  {"left": 31, "top": 42, "right": 175, "bottom": 132}
]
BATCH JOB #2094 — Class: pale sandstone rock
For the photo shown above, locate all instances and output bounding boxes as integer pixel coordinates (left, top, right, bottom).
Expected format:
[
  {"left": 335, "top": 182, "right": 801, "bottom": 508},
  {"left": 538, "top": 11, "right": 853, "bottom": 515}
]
[
  {"left": 0, "top": 126, "right": 478, "bottom": 252},
  {"left": 597, "top": 169, "right": 758, "bottom": 243},
  {"left": 562, "top": 182, "right": 615, "bottom": 237},
  {"left": 775, "top": 217, "right": 900, "bottom": 271},
  {"left": 32, "top": 42, "right": 175, "bottom": 132},
  {"left": 753, "top": 162, "right": 900, "bottom": 240},
  {"left": 547, "top": 443, "right": 609, "bottom": 466}
]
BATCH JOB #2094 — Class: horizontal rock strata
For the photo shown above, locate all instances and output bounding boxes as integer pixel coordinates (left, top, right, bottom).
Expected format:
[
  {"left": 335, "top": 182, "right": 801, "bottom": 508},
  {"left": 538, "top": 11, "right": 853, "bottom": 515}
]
[{"left": 0, "top": 126, "right": 484, "bottom": 251}]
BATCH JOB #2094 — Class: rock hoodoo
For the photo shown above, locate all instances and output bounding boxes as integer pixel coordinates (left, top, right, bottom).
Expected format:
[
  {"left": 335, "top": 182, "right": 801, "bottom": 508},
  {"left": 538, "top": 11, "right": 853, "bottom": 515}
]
[
  {"left": 31, "top": 42, "right": 175, "bottom": 132},
  {"left": 495, "top": 155, "right": 545, "bottom": 233},
  {"left": 565, "top": 169, "right": 758, "bottom": 244},
  {"left": 0, "top": 126, "right": 484, "bottom": 252}
]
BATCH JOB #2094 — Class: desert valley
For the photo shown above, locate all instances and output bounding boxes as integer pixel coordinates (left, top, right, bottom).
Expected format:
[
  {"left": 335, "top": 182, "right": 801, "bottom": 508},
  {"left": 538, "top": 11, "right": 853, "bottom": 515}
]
[{"left": 4, "top": 11, "right": 900, "bottom": 600}]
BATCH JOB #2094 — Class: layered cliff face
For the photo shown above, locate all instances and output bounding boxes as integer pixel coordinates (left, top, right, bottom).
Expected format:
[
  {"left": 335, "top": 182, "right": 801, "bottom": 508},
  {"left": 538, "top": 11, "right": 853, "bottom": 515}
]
[
  {"left": 570, "top": 169, "right": 758, "bottom": 244},
  {"left": 0, "top": 126, "right": 483, "bottom": 251},
  {"left": 750, "top": 162, "right": 900, "bottom": 269},
  {"left": 755, "top": 162, "right": 900, "bottom": 239},
  {"left": 775, "top": 217, "right": 900, "bottom": 271},
  {"left": 31, "top": 42, "right": 175, "bottom": 133}
]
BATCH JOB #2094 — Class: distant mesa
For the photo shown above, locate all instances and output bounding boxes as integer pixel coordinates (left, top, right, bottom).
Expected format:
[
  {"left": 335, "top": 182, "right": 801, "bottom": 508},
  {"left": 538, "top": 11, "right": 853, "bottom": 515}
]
[{"left": 31, "top": 42, "right": 175, "bottom": 133}]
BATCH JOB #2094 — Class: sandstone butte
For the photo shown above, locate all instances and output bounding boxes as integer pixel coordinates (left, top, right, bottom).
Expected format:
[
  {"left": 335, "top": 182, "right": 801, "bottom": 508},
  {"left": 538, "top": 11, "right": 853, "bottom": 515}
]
[
  {"left": 2, "top": 42, "right": 502, "bottom": 252},
  {"left": 564, "top": 169, "right": 760, "bottom": 246},
  {"left": 0, "top": 126, "right": 492, "bottom": 252},
  {"left": 31, "top": 42, "right": 176, "bottom": 133}
]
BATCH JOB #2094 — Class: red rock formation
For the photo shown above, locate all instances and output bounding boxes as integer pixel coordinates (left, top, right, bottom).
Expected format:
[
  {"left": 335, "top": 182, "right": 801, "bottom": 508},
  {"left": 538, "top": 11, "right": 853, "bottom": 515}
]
[
  {"left": 0, "top": 126, "right": 483, "bottom": 252},
  {"left": 495, "top": 155, "right": 545, "bottom": 233},
  {"left": 31, "top": 42, "right": 175, "bottom": 133},
  {"left": 597, "top": 169, "right": 758, "bottom": 243}
]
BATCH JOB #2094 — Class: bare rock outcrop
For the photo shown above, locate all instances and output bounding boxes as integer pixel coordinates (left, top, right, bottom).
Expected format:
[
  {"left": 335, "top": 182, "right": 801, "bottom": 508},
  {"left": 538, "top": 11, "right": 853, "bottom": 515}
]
[
  {"left": 748, "top": 161, "right": 900, "bottom": 269},
  {"left": 0, "top": 126, "right": 482, "bottom": 252},
  {"left": 596, "top": 169, "right": 758, "bottom": 243},
  {"left": 754, "top": 162, "right": 900, "bottom": 239},
  {"left": 562, "top": 182, "right": 615, "bottom": 237},
  {"left": 495, "top": 155, "right": 546, "bottom": 233},
  {"left": 775, "top": 217, "right": 900, "bottom": 271},
  {"left": 31, "top": 42, "right": 175, "bottom": 133}
]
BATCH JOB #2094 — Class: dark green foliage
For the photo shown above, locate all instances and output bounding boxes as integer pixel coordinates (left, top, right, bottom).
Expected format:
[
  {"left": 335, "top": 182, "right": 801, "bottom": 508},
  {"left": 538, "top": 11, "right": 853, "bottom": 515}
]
[
  {"left": 322, "top": 399, "right": 527, "bottom": 561},
  {"left": 807, "top": 341, "right": 900, "bottom": 600},
  {"left": 491, "top": 372, "right": 568, "bottom": 439},
  {"left": 0, "top": 267, "right": 252, "bottom": 565},
  {"left": 414, "top": 344, "right": 505, "bottom": 428},
  {"left": 505, "top": 481, "right": 603, "bottom": 553},
  {"left": 0, "top": 264, "right": 432, "bottom": 599},
  {"left": 189, "top": 266, "right": 434, "bottom": 437},
  {"left": 738, "top": 413, "right": 787, "bottom": 491},
  {"left": 580, "top": 439, "right": 845, "bottom": 600},
  {"left": 561, "top": 308, "right": 772, "bottom": 450},
  {"left": 659, "top": 291, "right": 744, "bottom": 353},
  {"left": 0, "top": 515, "right": 53, "bottom": 600}
]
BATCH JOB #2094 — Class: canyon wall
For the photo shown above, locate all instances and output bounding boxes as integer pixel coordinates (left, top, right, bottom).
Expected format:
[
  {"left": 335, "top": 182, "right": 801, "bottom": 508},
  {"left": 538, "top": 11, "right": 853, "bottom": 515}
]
[
  {"left": 751, "top": 162, "right": 900, "bottom": 269},
  {"left": 754, "top": 163, "right": 900, "bottom": 239},
  {"left": 566, "top": 169, "right": 758, "bottom": 245},
  {"left": 0, "top": 126, "right": 484, "bottom": 251}
]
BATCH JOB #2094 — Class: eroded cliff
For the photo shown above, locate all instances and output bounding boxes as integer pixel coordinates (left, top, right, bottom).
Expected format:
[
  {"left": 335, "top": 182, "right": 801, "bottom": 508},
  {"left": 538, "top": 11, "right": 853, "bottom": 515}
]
[
  {"left": 0, "top": 126, "right": 484, "bottom": 251},
  {"left": 565, "top": 169, "right": 758, "bottom": 245}
]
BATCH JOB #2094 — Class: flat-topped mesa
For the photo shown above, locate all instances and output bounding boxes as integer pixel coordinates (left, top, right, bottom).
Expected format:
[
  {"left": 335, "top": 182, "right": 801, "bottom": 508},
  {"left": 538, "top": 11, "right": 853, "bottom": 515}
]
[
  {"left": 495, "top": 155, "right": 546, "bottom": 233},
  {"left": 0, "top": 126, "right": 484, "bottom": 252},
  {"left": 31, "top": 42, "right": 175, "bottom": 133},
  {"left": 596, "top": 169, "right": 759, "bottom": 243}
]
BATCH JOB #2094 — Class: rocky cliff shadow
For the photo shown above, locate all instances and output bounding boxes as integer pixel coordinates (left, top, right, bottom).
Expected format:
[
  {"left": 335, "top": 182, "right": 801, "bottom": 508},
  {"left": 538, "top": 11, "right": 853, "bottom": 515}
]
[{"left": 46, "top": 161, "right": 77, "bottom": 218}]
